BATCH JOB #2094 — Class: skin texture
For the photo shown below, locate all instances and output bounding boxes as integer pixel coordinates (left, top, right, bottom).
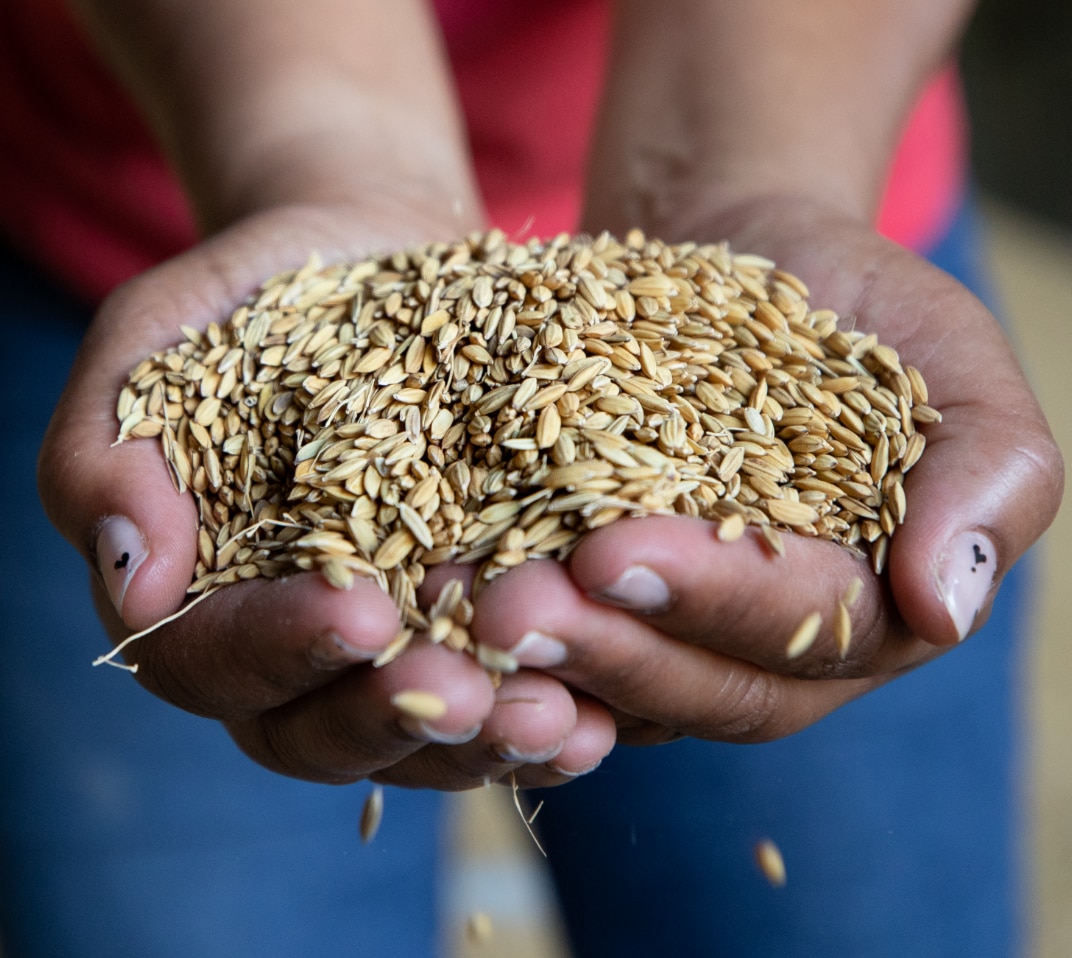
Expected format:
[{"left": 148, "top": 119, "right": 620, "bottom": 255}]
[{"left": 39, "top": 0, "right": 1063, "bottom": 787}]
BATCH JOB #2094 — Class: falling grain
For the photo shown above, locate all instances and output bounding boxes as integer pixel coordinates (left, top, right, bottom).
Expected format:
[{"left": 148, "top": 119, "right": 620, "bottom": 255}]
[
  {"left": 466, "top": 911, "right": 494, "bottom": 945},
  {"left": 786, "top": 610, "right": 822, "bottom": 659},
  {"left": 842, "top": 576, "right": 864, "bottom": 607},
  {"left": 834, "top": 600, "right": 852, "bottom": 659},
  {"left": 754, "top": 838, "right": 787, "bottom": 887},
  {"left": 760, "top": 524, "right": 785, "bottom": 558},
  {"left": 359, "top": 785, "right": 384, "bottom": 843},
  {"left": 717, "top": 514, "right": 746, "bottom": 542}
]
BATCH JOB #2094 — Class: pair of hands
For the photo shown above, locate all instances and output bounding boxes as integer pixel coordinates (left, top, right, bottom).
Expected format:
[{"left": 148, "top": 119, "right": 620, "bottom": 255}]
[{"left": 38, "top": 197, "right": 1063, "bottom": 791}]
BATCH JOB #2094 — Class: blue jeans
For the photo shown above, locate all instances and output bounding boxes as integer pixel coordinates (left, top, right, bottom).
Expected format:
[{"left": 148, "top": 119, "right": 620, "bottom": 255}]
[{"left": 0, "top": 204, "right": 1031, "bottom": 956}]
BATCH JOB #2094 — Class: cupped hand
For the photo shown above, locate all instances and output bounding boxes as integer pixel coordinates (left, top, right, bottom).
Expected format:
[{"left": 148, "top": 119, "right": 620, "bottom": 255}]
[
  {"left": 469, "top": 197, "right": 1064, "bottom": 745},
  {"left": 38, "top": 204, "right": 615, "bottom": 788}
]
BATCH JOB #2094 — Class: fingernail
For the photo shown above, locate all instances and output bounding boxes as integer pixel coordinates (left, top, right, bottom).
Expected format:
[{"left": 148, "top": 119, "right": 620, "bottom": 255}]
[
  {"left": 399, "top": 718, "right": 481, "bottom": 746},
  {"left": 547, "top": 757, "right": 603, "bottom": 779},
  {"left": 508, "top": 631, "right": 568, "bottom": 668},
  {"left": 594, "top": 565, "right": 672, "bottom": 613},
  {"left": 307, "top": 630, "right": 379, "bottom": 671},
  {"left": 494, "top": 743, "right": 563, "bottom": 764},
  {"left": 96, "top": 516, "right": 148, "bottom": 618},
  {"left": 937, "top": 531, "right": 997, "bottom": 641}
]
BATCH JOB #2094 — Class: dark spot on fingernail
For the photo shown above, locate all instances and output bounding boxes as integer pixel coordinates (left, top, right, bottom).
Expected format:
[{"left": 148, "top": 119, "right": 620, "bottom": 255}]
[
  {"left": 114, "top": 552, "right": 130, "bottom": 571},
  {"left": 971, "top": 543, "right": 987, "bottom": 572}
]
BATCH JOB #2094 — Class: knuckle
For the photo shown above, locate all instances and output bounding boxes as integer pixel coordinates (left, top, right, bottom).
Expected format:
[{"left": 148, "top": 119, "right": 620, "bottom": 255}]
[
  {"left": 225, "top": 717, "right": 294, "bottom": 777},
  {"left": 1007, "top": 427, "right": 1065, "bottom": 530},
  {"left": 700, "top": 668, "right": 785, "bottom": 743},
  {"left": 132, "top": 637, "right": 224, "bottom": 719},
  {"left": 225, "top": 717, "right": 313, "bottom": 782},
  {"left": 234, "top": 709, "right": 367, "bottom": 785},
  {"left": 1032, "top": 433, "right": 1065, "bottom": 511}
]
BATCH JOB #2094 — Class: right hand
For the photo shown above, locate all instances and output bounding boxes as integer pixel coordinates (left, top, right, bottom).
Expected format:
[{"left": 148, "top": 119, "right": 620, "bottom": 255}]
[{"left": 38, "top": 204, "right": 616, "bottom": 790}]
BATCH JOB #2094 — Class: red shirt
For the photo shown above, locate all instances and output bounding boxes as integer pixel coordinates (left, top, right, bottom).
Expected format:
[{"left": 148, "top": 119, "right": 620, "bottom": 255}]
[{"left": 0, "top": 0, "right": 966, "bottom": 303}]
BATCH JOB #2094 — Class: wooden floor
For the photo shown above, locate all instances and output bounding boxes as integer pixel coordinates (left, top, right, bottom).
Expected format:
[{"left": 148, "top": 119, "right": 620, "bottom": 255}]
[{"left": 444, "top": 198, "right": 1072, "bottom": 958}]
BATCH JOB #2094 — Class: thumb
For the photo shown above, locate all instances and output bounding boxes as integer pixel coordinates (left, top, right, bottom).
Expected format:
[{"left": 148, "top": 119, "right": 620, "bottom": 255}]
[
  {"left": 37, "top": 264, "right": 217, "bottom": 632},
  {"left": 887, "top": 320, "right": 1063, "bottom": 646},
  {"left": 37, "top": 207, "right": 368, "bottom": 632}
]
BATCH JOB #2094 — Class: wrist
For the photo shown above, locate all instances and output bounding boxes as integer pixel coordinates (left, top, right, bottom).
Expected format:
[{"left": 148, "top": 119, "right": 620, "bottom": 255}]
[
  {"left": 581, "top": 175, "right": 874, "bottom": 248},
  {"left": 72, "top": 0, "right": 484, "bottom": 240},
  {"left": 173, "top": 72, "right": 485, "bottom": 238},
  {"left": 192, "top": 132, "right": 486, "bottom": 243}
]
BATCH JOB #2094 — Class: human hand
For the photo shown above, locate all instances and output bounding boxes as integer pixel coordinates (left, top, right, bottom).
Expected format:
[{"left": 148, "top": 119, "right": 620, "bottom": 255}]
[
  {"left": 468, "top": 197, "right": 1063, "bottom": 746},
  {"left": 38, "top": 205, "right": 615, "bottom": 789}
]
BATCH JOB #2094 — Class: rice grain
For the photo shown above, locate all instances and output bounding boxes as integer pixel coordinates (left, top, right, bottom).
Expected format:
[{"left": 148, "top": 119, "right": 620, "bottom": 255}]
[{"left": 110, "top": 230, "right": 934, "bottom": 671}]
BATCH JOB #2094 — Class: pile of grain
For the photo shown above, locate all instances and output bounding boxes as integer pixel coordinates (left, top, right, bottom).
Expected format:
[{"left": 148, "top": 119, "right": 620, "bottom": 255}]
[{"left": 115, "top": 229, "right": 937, "bottom": 667}]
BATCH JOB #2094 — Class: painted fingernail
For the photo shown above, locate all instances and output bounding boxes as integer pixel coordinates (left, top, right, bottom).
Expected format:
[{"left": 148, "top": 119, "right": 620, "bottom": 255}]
[
  {"left": 398, "top": 718, "right": 481, "bottom": 746},
  {"left": 96, "top": 516, "right": 148, "bottom": 618},
  {"left": 594, "top": 565, "right": 671, "bottom": 613},
  {"left": 494, "top": 743, "right": 563, "bottom": 764},
  {"left": 307, "top": 631, "right": 379, "bottom": 671},
  {"left": 508, "top": 631, "right": 568, "bottom": 668},
  {"left": 937, "top": 531, "right": 997, "bottom": 641}
]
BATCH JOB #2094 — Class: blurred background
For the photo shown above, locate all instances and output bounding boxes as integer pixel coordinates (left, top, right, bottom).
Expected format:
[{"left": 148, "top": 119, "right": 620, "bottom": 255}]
[
  {"left": 444, "top": 3, "right": 1072, "bottom": 955},
  {"left": 965, "top": 1, "right": 1072, "bottom": 951}
]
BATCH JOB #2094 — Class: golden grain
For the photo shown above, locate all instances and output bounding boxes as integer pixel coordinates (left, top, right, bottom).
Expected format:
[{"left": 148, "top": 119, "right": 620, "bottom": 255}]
[
  {"left": 834, "top": 600, "right": 852, "bottom": 659},
  {"left": 466, "top": 911, "right": 494, "bottom": 945},
  {"left": 766, "top": 498, "right": 820, "bottom": 526},
  {"left": 373, "top": 629, "right": 414, "bottom": 668},
  {"left": 760, "top": 523, "right": 785, "bottom": 557},
  {"left": 474, "top": 644, "right": 520, "bottom": 674},
  {"left": 785, "top": 610, "right": 822, "bottom": 659},
  {"left": 717, "top": 514, "right": 746, "bottom": 542},
  {"left": 112, "top": 230, "right": 933, "bottom": 674},
  {"left": 359, "top": 785, "right": 384, "bottom": 843},
  {"left": 754, "top": 838, "right": 787, "bottom": 887},
  {"left": 842, "top": 576, "right": 864, "bottom": 607},
  {"left": 390, "top": 689, "right": 449, "bottom": 721}
]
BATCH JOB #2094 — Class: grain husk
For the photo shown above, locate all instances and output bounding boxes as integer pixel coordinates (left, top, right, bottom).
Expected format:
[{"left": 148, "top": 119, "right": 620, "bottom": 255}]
[{"left": 110, "top": 230, "right": 935, "bottom": 670}]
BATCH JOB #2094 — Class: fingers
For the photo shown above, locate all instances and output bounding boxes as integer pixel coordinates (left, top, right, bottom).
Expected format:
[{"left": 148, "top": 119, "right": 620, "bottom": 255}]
[
  {"left": 228, "top": 640, "right": 497, "bottom": 784},
  {"left": 370, "top": 676, "right": 615, "bottom": 790},
  {"left": 470, "top": 557, "right": 892, "bottom": 742},
  {"left": 229, "top": 645, "right": 616, "bottom": 788},
  {"left": 109, "top": 554, "right": 613, "bottom": 788},
  {"left": 504, "top": 517, "right": 929, "bottom": 681},
  {"left": 111, "top": 570, "right": 401, "bottom": 719},
  {"left": 506, "top": 694, "right": 617, "bottom": 789},
  {"left": 564, "top": 515, "right": 925, "bottom": 677}
]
